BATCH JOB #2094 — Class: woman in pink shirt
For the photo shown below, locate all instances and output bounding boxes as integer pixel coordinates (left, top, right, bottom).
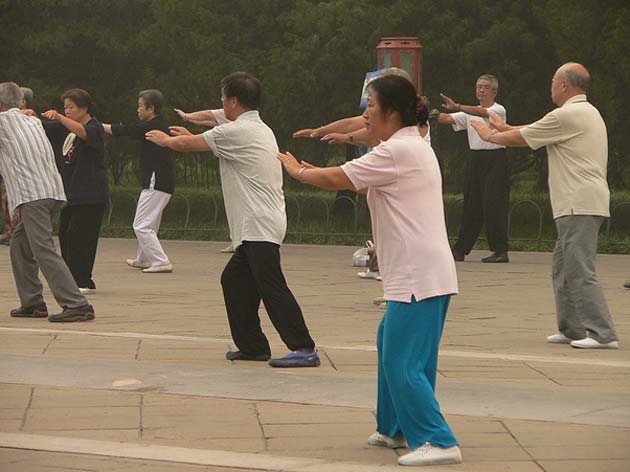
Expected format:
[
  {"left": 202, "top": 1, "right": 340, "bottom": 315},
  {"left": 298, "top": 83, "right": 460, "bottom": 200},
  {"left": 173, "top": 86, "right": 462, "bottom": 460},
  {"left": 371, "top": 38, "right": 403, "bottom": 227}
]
[{"left": 278, "top": 75, "right": 460, "bottom": 467}]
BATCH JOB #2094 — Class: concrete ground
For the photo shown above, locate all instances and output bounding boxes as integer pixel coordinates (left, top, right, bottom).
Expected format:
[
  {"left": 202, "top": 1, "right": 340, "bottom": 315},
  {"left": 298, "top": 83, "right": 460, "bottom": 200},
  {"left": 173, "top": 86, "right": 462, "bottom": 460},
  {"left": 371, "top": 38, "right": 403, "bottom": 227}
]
[{"left": 0, "top": 239, "right": 629, "bottom": 472}]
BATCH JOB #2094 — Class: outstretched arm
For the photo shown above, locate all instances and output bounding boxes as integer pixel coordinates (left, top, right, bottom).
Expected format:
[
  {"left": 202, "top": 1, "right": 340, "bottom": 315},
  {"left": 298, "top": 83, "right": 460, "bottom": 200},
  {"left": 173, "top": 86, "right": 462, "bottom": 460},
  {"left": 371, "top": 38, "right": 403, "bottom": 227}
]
[
  {"left": 321, "top": 127, "right": 379, "bottom": 147},
  {"left": 145, "top": 129, "right": 209, "bottom": 152},
  {"left": 277, "top": 151, "right": 356, "bottom": 191},
  {"left": 470, "top": 120, "right": 528, "bottom": 147},
  {"left": 440, "top": 92, "right": 491, "bottom": 118},
  {"left": 174, "top": 108, "right": 219, "bottom": 127},
  {"left": 294, "top": 115, "right": 364, "bottom": 139},
  {"left": 41, "top": 110, "right": 87, "bottom": 140}
]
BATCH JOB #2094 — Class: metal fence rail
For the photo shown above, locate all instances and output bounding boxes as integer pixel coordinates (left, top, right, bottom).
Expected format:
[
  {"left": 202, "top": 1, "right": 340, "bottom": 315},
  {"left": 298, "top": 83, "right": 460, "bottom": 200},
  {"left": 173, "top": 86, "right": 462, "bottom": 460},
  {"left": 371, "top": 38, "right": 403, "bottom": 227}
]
[{"left": 102, "top": 194, "right": 630, "bottom": 246}]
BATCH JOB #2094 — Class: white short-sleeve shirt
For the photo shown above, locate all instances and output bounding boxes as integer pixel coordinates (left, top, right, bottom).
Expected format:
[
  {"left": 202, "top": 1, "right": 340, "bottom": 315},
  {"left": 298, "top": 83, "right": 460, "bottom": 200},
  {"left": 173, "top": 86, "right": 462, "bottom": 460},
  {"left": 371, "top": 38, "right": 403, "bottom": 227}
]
[
  {"left": 341, "top": 126, "right": 458, "bottom": 303},
  {"left": 203, "top": 111, "right": 286, "bottom": 247},
  {"left": 520, "top": 95, "right": 609, "bottom": 219},
  {"left": 451, "top": 102, "right": 507, "bottom": 150}
]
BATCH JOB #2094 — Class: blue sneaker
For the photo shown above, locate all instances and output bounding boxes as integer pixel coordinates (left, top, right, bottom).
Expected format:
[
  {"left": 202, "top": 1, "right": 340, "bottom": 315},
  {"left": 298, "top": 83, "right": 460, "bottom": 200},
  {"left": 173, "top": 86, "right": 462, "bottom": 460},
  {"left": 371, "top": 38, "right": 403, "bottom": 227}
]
[{"left": 268, "top": 350, "right": 320, "bottom": 368}]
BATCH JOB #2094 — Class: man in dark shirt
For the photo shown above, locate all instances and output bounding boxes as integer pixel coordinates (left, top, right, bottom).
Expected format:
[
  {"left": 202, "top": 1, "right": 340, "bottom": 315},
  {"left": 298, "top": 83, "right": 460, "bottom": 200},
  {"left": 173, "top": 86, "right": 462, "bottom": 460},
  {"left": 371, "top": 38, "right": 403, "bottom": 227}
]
[{"left": 103, "top": 90, "right": 174, "bottom": 273}]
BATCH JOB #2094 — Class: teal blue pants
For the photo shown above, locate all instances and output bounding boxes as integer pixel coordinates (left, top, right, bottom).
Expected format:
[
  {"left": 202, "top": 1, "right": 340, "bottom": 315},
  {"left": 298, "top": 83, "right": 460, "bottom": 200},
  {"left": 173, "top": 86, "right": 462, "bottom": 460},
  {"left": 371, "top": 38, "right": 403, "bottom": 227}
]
[{"left": 376, "top": 295, "right": 458, "bottom": 449}]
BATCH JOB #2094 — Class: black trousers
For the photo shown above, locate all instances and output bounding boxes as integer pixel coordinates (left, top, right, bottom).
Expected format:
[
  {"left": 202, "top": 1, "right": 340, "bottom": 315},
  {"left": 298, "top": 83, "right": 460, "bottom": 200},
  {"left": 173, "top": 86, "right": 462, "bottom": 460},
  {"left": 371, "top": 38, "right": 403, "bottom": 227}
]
[
  {"left": 59, "top": 203, "right": 105, "bottom": 289},
  {"left": 454, "top": 149, "right": 509, "bottom": 254},
  {"left": 221, "top": 241, "right": 315, "bottom": 356}
]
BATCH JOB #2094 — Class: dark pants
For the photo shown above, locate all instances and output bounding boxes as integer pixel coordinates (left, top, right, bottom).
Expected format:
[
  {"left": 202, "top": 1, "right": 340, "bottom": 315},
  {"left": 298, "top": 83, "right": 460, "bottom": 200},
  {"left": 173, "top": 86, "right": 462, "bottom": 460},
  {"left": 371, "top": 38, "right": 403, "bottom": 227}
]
[
  {"left": 59, "top": 203, "right": 105, "bottom": 289},
  {"left": 454, "top": 148, "right": 509, "bottom": 254},
  {"left": 221, "top": 241, "right": 315, "bottom": 356}
]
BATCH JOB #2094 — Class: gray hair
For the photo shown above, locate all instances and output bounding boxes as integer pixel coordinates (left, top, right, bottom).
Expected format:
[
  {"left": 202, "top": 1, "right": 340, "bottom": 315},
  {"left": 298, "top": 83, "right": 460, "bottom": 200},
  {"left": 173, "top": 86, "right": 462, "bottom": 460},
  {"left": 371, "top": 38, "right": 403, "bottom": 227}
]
[
  {"left": 477, "top": 74, "right": 499, "bottom": 91},
  {"left": 0, "top": 82, "right": 24, "bottom": 109},
  {"left": 20, "top": 87, "right": 34, "bottom": 108},
  {"left": 564, "top": 67, "right": 590, "bottom": 91},
  {"left": 139, "top": 89, "right": 164, "bottom": 113}
]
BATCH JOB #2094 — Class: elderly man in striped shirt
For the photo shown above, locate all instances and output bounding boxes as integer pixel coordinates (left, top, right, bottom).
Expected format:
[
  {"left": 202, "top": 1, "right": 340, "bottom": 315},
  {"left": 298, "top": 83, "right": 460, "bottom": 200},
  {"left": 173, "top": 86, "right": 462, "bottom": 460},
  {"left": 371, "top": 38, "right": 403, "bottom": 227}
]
[{"left": 0, "top": 82, "right": 94, "bottom": 322}]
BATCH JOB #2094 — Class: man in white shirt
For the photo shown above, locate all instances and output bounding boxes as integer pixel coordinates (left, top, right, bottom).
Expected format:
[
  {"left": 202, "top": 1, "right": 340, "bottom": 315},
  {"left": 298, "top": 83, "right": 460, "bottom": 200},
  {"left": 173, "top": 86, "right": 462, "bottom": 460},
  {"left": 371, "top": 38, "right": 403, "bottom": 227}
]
[
  {"left": 471, "top": 63, "right": 618, "bottom": 350},
  {"left": 146, "top": 72, "right": 319, "bottom": 367},
  {"left": 0, "top": 82, "right": 94, "bottom": 322},
  {"left": 438, "top": 74, "right": 510, "bottom": 263}
]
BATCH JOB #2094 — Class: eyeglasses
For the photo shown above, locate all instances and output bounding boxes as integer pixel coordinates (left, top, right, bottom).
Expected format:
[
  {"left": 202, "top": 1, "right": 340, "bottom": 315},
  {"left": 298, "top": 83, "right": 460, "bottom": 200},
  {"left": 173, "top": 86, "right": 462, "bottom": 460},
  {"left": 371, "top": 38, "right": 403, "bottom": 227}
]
[{"left": 476, "top": 84, "right": 494, "bottom": 90}]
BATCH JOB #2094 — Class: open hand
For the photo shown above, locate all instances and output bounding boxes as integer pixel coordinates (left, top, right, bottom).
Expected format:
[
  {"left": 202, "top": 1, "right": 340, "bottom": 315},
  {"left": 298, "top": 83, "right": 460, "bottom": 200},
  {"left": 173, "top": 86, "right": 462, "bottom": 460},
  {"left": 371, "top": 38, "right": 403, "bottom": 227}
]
[
  {"left": 440, "top": 93, "right": 459, "bottom": 111},
  {"left": 41, "top": 109, "right": 61, "bottom": 120},
  {"left": 470, "top": 120, "right": 493, "bottom": 142},
  {"left": 174, "top": 108, "right": 190, "bottom": 122},
  {"left": 145, "top": 130, "right": 171, "bottom": 146},
  {"left": 488, "top": 111, "right": 510, "bottom": 132},
  {"left": 277, "top": 151, "right": 303, "bottom": 179},
  {"left": 321, "top": 133, "right": 347, "bottom": 145},
  {"left": 293, "top": 128, "right": 321, "bottom": 139},
  {"left": 168, "top": 126, "right": 192, "bottom": 137}
]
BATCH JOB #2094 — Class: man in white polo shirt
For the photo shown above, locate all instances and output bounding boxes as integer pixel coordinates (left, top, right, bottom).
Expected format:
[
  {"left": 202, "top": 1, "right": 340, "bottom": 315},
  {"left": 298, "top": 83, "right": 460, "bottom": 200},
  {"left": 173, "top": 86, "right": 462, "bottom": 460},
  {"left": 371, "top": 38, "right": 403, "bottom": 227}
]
[
  {"left": 146, "top": 72, "right": 319, "bottom": 367},
  {"left": 438, "top": 74, "right": 510, "bottom": 263},
  {"left": 471, "top": 63, "right": 618, "bottom": 349}
]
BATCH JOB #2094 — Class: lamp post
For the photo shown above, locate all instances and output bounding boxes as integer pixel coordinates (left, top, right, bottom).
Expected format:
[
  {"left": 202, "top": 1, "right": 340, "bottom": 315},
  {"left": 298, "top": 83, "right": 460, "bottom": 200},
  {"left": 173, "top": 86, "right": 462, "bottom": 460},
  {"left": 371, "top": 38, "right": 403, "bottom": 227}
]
[{"left": 376, "top": 37, "right": 423, "bottom": 93}]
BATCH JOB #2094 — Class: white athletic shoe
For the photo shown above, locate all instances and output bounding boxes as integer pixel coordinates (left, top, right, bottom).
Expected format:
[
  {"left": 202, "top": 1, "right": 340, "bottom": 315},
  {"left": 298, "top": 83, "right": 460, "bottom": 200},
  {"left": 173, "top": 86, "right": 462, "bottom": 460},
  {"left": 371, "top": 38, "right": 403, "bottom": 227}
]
[
  {"left": 142, "top": 263, "right": 173, "bottom": 273},
  {"left": 126, "top": 259, "right": 150, "bottom": 269},
  {"left": 367, "top": 432, "right": 407, "bottom": 449},
  {"left": 220, "top": 245, "right": 235, "bottom": 253},
  {"left": 358, "top": 270, "right": 380, "bottom": 279},
  {"left": 570, "top": 337, "right": 619, "bottom": 349},
  {"left": 398, "top": 443, "right": 462, "bottom": 466},
  {"left": 79, "top": 287, "right": 96, "bottom": 294},
  {"left": 547, "top": 333, "right": 572, "bottom": 344},
  {"left": 373, "top": 296, "right": 386, "bottom": 305}
]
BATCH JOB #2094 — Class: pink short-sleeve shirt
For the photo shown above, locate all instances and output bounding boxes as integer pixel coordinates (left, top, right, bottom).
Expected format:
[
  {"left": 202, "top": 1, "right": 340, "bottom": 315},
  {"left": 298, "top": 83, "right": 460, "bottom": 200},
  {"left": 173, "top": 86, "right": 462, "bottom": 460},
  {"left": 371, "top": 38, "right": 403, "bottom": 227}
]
[{"left": 341, "top": 126, "right": 458, "bottom": 303}]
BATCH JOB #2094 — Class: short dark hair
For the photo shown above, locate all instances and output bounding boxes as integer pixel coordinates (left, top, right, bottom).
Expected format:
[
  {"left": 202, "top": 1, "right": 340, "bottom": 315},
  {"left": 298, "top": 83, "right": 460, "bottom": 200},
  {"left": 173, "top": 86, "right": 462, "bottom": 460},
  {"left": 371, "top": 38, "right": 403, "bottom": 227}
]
[
  {"left": 221, "top": 72, "right": 262, "bottom": 110},
  {"left": 139, "top": 89, "right": 164, "bottom": 113},
  {"left": 367, "top": 75, "right": 419, "bottom": 127},
  {"left": 61, "top": 88, "right": 96, "bottom": 115}
]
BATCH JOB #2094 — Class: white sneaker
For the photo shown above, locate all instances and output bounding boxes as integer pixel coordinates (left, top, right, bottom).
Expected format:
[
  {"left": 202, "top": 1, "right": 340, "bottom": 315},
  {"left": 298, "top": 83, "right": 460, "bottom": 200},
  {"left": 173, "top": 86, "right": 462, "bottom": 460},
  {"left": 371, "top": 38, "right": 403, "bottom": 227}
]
[
  {"left": 358, "top": 270, "right": 380, "bottom": 279},
  {"left": 570, "top": 337, "right": 619, "bottom": 349},
  {"left": 547, "top": 333, "right": 572, "bottom": 344},
  {"left": 126, "top": 259, "right": 150, "bottom": 269},
  {"left": 367, "top": 432, "right": 407, "bottom": 449},
  {"left": 376, "top": 275, "right": 382, "bottom": 281},
  {"left": 379, "top": 302, "right": 387, "bottom": 310},
  {"left": 142, "top": 263, "right": 173, "bottom": 273},
  {"left": 79, "top": 287, "right": 96, "bottom": 294},
  {"left": 220, "top": 245, "right": 235, "bottom": 253},
  {"left": 398, "top": 443, "right": 462, "bottom": 466}
]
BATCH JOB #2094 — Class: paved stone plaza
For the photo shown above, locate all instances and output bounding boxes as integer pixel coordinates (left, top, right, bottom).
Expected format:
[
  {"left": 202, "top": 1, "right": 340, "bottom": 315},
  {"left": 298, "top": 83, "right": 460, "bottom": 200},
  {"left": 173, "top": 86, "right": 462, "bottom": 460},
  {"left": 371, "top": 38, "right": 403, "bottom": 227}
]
[{"left": 1, "top": 239, "right": 629, "bottom": 471}]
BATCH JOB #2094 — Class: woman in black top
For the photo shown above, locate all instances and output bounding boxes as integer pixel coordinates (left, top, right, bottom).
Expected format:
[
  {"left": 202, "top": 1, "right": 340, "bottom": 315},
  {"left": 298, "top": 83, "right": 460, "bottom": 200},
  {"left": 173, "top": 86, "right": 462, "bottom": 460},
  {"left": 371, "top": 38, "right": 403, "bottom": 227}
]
[{"left": 42, "top": 89, "right": 109, "bottom": 292}]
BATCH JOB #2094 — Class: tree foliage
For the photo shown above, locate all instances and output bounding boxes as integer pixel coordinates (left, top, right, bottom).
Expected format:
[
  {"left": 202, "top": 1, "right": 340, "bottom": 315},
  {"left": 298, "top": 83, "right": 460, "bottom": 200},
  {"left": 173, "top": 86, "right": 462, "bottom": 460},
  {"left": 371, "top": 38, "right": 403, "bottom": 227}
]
[{"left": 1, "top": 0, "right": 628, "bottom": 191}]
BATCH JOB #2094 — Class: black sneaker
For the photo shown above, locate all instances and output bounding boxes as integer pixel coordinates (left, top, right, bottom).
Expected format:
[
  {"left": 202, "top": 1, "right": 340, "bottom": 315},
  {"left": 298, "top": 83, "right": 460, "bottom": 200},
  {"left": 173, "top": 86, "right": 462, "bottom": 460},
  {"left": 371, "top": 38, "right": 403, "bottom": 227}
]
[
  {"left": 225, "top": 350, "right": 271, "bottom": 361},
  {"left": 10, "top": 302, "right": 48, "bottom": 318},
  {"left": 481, "top": 252, "right": 510, "bottom": 263},
  {"left": 624, "top": 280, "right": 630, "bottom": 289},
  {"left": 48, "top": 304, "right": 95, "bottom": 322}
]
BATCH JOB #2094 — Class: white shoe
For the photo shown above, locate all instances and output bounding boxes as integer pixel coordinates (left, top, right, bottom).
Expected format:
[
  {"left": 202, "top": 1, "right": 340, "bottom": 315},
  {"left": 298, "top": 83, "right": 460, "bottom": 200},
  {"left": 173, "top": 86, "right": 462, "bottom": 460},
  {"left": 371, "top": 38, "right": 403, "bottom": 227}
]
[
  {"left": 570, "top": 337, "right": 619, "bottom": 349},
  {"left": 79, "top": 287, "right": 96, "bottom": 294},
  {"left": 398, "top": 443, "right": 462, "bottom": 466},
  {"left": 126, "top": 259, "right": 150, "bottom": 269},
  {"left": 376, "top": 275, "right": 382, "bottom": 281},
  {"left": 367, "top": 432, "right": 407, "bottom": 449},
  {"left": 547, "top": 333, "right": 572, "bottom": 344},
  {"left": 379, "top": 302, "right": 387, "bottom": 310},
  {"left": 142, "top": 263, "right": 173, "bottom": 273},
  {"left": 220, "top": 245, "right": 235, "bottom": 253},
  {"left": 358, "top": 270, "right": 380, "bottom": 279}
]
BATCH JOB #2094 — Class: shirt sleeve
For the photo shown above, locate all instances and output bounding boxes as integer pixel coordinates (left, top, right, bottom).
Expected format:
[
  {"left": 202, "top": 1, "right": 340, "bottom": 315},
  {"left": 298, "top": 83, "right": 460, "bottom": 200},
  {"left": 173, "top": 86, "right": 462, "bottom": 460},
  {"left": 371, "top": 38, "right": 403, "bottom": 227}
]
[
  {"left": 488, "top": 103, "right": 507, "bottom": 121},
  {"left": 450, "top": 112, "right": 468, "bottom": 132},
  {"left": 111, "top": 122, "right": 147, "bottom": 140},
  {"left": 340, "top": 143, "right": 398, "bottom": 190},
  {"left": 520, "top": 111, "right": 578, "bottom": 150},
  {"left": 82, "top": 120, "right": 105, "bottom": 150},
  {"left": 202, "top": 126, "right": 233, "bottom": 160},
  {"left": 211, "top": 109, "right": 230, "bottom": 125}
]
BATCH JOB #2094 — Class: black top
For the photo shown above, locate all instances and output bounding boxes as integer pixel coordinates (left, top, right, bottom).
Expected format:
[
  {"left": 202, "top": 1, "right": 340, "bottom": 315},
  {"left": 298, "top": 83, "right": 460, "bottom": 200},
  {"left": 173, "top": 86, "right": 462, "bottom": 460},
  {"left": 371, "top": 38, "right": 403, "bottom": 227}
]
[
  {"left": 111, "top": 116, "right": 174, "bottom": 194},
  {"left": 59, "top": 118, "right": 109, "bottom": 206},
  {"left": 43, "top": 120, "right": 70, "bottom": 173}
]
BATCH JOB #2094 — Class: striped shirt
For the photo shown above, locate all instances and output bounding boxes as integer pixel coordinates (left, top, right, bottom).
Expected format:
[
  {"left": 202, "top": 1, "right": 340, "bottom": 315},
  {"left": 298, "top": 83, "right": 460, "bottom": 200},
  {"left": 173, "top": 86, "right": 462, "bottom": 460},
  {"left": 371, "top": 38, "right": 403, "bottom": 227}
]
[{"left": 0, "top": 108, "right": 66, "bottom": 215}]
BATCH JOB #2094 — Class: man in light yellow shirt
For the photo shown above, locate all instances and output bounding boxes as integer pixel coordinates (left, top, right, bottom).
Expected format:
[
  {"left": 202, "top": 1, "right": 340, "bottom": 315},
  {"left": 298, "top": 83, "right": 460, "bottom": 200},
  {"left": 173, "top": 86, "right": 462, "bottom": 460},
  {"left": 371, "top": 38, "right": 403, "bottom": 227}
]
[{"left": 471, "top": 63, "right": 618, "bottom": 350}]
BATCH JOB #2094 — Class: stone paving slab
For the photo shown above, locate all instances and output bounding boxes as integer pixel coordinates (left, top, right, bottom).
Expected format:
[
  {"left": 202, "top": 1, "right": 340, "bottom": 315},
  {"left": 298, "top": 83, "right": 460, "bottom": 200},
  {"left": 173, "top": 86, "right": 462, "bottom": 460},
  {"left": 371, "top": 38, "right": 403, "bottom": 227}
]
[{"left": 0, "top": 239, "right": 629, "bottom": 471}]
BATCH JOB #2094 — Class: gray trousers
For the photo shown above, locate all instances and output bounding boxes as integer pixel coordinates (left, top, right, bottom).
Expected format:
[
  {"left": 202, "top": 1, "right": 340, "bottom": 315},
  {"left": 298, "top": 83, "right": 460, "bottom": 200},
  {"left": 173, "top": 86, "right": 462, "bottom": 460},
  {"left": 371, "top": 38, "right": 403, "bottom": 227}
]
[
  {"left": 10, "top": 199, "right": 87, "bottom": 309},
  {"left": 552, "top": 215, "right": 617, "bottom": 343}
]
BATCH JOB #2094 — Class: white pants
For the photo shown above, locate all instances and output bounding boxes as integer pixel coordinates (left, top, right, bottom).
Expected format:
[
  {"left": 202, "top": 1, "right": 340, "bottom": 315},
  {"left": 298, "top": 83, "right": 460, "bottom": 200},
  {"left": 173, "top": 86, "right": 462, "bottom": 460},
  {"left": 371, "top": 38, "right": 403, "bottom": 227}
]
[{"left": 133, "top": 189, "right": 171, "bottom": 266}]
